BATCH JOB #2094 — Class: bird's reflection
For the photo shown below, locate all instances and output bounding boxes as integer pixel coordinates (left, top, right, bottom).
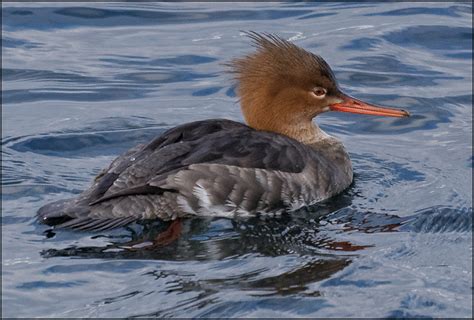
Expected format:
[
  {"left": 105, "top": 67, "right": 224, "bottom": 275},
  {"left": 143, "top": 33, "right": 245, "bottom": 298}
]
[{"left": 243, "top": 258, "right": 351, "bottom": 296}]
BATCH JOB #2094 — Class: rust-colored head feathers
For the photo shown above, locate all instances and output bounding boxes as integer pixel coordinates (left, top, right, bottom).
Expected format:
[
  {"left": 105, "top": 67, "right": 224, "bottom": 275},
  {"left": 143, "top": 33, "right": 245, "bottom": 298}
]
[
  {"left": 226, "top": 32, "right": 342, "bottom": 143},
  {"left": 226, "top": 32, "right": 409, "bottom": 144},
  {"left": 229, "top": 32, "right": 338, "bottom": 93}
]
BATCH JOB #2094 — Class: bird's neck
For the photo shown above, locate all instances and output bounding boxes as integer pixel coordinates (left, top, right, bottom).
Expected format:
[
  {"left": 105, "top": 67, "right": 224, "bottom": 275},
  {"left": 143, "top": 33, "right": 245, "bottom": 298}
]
[
  {"left": 240, "top": 96, "right": 331, "bottom": 145},
  {"left": 246, "top": 114, "right": 331, "bottom": 145},
  {"left": 278, "top": 121, "right": 331, "bottom": 145},
  {"left": 269, "top": 119, "right": 350, "bottom": 174}
]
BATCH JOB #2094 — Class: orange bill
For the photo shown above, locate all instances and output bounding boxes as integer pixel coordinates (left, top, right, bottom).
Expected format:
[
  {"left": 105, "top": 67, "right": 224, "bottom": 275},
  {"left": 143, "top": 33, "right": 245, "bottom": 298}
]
[{"left": 329, "top": 94, "right": 410, "bottom": 118}]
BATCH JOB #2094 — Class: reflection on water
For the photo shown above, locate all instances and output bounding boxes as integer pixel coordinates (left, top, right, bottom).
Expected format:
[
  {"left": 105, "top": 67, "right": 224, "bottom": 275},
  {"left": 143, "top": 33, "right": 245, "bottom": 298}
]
[
  {"left": 37, "top": 188, "right": 407, "bottom": 310},
  {"left": 2, "top": 1, "right": 472, "bottom": 318}
]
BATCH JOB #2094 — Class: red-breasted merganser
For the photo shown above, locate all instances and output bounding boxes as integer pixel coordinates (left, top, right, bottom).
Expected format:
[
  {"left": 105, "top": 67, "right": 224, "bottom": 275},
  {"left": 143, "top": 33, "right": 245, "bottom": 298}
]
[{"left": 37, "top": 32, "right": 409, "bottom": 231}]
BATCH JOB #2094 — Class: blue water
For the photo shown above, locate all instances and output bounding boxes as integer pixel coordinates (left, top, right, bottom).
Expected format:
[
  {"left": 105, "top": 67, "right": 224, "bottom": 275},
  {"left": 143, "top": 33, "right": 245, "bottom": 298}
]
[{"left": 2, "top": 2, "right": 472, "bottom": 318}]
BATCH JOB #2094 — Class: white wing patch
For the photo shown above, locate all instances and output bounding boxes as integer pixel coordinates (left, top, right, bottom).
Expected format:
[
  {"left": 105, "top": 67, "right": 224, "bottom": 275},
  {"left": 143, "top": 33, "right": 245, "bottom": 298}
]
[{"left": 193, "top": 182, "right": 212, "bottom": 208}]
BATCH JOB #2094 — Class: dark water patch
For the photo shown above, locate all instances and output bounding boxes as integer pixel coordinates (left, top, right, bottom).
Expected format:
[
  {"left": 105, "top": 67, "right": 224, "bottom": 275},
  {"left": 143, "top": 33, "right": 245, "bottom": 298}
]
[
  {"left": 80, "top": 116, "right": 166, "bottom": 133},
  {"left": 2, "top": 36, "right": 42, "bottom": 49},
  {"left": 340, "top": 37, "right": 382, "bottom": 51},
  {"left": 297, "top": 11, "right": 337, "bottom": 20},
  {"left": 448, "top": 93, "right": 473, "bottom": 106},
  {"left": 0, "top": 67, "right": 186, "bottom": 99},
  {"left": 387, "top": 310, "right": 433, "bottom": 319},
  {"left": 2, "top": 68, "right": 98, "bottom": 83},
  {"left": 192, "top": 87, "right": 222, "bottom": 96},
  {"left": 100, "top": 55, "right": 217, "bottom": 68},
  {"left": 152, "top": 55, "right": 217, "bottom": 66},
  {"left": 321, "top": 276, "right": 391, "bottom": 288},
  {"left": 320, "top": 2, "right": 375, "bottom": 10},
  {"left": 117, "top": 70, "right": 215, "bottom": 84},
  {"left": 384, "top": 25, "right": 472, "bottom": 53},
  {"left": 3, "top": 68, "right": 213, "bottom": 103},
  {"left": 1, "top": 185, "right": 77, "bottom": 201},
  {"left": 3, "top": 6, "right": 312, "bottom": 31},
  {"left": 42, "top": 260, "right": 149, "bottom": 275},
  {"left": 7, "top": 9, "right": 33, "bottom": 16},
  {"left": 16, "top": 280, "right": 87, "bottom": 290},
  {"left": 365, "top": 6, "right": 464, "bottom": 18},
  {"left": 3, "top": 87, "right": 151, "bottom": 104},
  {"left": 444, "top": 51, "right": 473, "bottom": 60},
  {"left": 225, "top": 86, "right": 237, "bottom": 98},
  {"left": 336, "top": 70, "right": 461, "bottom": 88},
  {"left": 1, "top": 216, "right": 33, "bottom": 225},
  {"left": 9, "top": 127, "right": 167, "bottom": 158},
  {"left": 343, "top": 55, "right": 455, "bottom": 75}
]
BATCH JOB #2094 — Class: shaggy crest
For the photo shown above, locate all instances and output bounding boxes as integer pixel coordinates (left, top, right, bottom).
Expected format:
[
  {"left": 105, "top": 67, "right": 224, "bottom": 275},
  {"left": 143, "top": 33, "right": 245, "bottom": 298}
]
[{"left": 227, "top": 31, "right": 338, "bottom": 95}]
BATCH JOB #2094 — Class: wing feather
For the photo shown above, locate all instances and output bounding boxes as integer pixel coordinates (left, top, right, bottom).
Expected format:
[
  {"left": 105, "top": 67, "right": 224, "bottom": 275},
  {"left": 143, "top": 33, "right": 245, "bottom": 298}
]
[{"left": 38, "top": 119, "right": 318, "bottom": 228}]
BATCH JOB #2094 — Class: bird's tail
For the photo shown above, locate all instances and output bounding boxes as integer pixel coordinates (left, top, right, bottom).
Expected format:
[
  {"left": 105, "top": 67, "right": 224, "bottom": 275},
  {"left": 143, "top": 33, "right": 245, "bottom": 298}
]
[{"left": 37, "top": 198, "right": 89, "bottom": 226}]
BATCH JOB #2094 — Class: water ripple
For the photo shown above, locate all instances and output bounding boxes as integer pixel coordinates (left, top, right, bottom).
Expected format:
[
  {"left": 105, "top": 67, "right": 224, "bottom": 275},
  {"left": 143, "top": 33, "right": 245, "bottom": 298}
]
[
  {"left": 383, "top": 25, "right": 472, "bottom": 53},
  {"left": 3, "top": 6, "right": 313, "bottom": 30}
]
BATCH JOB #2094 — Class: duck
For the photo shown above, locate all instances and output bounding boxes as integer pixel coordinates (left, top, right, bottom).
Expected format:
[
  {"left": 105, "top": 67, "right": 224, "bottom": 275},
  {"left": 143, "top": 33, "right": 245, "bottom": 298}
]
[{"left": 37, "top": 32, "right": 409, "bottom": 232}]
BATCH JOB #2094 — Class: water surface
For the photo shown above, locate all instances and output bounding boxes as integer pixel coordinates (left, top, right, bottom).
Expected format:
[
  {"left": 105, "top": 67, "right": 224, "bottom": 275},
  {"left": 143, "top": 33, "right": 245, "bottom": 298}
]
[{"left": 2, "top": 2, "right": 472, "bottom": 318}]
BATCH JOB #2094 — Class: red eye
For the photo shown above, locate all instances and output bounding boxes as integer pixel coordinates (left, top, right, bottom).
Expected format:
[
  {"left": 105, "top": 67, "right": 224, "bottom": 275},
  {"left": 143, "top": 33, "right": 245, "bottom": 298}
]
[{"left": 313, "top": 88, "right": 326, "bottom": 97}]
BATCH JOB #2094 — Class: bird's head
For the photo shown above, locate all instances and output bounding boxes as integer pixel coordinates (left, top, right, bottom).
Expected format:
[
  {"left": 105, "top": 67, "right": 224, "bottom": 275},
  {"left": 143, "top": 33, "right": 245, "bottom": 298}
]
[{"left": 227, "top": 32, "right": 409, "bottom": 143}]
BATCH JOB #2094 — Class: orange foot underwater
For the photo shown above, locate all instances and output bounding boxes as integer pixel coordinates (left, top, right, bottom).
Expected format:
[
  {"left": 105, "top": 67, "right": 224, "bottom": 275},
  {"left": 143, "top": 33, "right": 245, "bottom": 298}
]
[{"left": 121, "top": 219, "right": 183, "bottom": 250}]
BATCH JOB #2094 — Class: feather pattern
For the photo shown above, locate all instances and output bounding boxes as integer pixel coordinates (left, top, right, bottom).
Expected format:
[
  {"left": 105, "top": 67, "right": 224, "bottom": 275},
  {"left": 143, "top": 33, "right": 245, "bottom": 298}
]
[{"left": 37, "top": 119, "right": 352, "bottom": 230}]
